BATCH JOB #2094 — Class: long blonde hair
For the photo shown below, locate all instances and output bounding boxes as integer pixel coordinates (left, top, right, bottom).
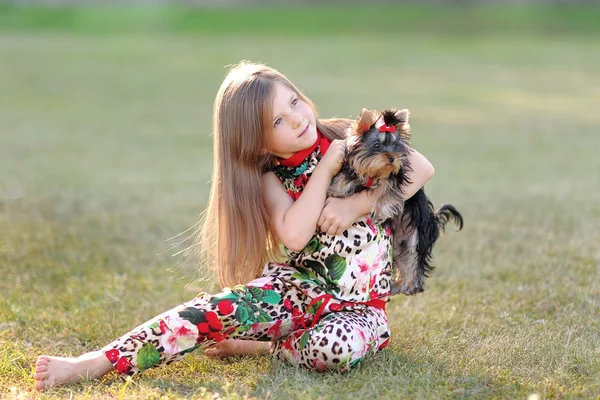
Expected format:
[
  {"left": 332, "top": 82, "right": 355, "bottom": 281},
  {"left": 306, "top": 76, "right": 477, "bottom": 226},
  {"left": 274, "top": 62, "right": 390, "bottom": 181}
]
[{"left": 199, "top": 61, "right": 350, "bottom": 288}]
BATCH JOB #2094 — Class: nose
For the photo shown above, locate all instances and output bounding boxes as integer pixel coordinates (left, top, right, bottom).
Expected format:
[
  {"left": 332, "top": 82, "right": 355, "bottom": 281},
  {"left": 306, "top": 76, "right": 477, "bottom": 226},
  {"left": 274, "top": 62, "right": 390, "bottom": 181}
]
[
  {"left": 388, "top": 155, "right": 395, "bottom": 163},
  {"left": 292, "top": 113, "right": 303, "bottom": 127}
]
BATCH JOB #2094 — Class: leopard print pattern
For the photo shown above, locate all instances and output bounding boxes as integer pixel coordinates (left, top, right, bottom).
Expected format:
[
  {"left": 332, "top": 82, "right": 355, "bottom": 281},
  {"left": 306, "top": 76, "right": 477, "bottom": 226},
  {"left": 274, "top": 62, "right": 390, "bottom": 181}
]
[
  {"left": 273, "top": 143, "right": 393, "bottom": 303},
  {"left": 100, "top": 141, "right": 394, "bottom": 375},
  {"left": 101, "top": 263, "right": 390, "bottom": 375},
  {"left": 273, "top": 306, "right": 390, "bottom": 371}
]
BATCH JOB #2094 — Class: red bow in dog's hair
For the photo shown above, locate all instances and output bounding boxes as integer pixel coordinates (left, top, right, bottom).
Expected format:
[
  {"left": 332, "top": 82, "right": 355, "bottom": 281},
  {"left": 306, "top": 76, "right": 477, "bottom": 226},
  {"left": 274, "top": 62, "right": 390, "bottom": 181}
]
[{"left": 379, "top": 124, "right": 396, "bottom": 133}]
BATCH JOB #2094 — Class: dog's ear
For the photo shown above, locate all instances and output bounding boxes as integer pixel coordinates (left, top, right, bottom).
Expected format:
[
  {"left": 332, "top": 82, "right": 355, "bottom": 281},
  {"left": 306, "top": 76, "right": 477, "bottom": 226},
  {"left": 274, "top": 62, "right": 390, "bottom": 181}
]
[
  {"left": 394, "top": 109, "right": 411, "bottom": 138},
  {"left": 354, "top": 108, "right": 378, "bottom": 135}
]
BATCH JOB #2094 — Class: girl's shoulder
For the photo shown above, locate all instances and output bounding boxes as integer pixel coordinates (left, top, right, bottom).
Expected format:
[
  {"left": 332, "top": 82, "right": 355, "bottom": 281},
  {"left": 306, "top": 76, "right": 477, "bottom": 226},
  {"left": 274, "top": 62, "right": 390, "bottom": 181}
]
[{"left": 262, "top": 170, "right": 281, "bottom": 187}]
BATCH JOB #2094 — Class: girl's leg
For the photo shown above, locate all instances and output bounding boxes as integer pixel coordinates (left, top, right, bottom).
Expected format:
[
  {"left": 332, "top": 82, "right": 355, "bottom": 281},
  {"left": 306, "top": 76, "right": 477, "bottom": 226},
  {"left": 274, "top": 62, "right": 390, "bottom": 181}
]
[
  {"left": 34, "top": 264, "right": 322, "bottom": 390},
  {"left": 272, "top": 307, "right": 390, "bottom": 372},
  {"left": 204, "top": 339, "right": 272, "bottom": 358}
]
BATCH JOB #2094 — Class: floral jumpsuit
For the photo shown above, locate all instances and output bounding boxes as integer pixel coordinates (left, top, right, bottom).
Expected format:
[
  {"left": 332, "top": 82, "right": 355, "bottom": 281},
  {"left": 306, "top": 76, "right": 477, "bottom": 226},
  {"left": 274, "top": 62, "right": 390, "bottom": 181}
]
[{"left": 101, "top": 138, "right": 394, "bottom": 374}]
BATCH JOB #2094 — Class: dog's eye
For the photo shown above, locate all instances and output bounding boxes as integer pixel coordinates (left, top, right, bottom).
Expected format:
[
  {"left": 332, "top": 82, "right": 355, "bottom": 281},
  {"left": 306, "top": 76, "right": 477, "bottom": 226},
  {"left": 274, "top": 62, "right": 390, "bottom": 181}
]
[{"left": 374, "top": 142, "right": 381, "bottom": 149}]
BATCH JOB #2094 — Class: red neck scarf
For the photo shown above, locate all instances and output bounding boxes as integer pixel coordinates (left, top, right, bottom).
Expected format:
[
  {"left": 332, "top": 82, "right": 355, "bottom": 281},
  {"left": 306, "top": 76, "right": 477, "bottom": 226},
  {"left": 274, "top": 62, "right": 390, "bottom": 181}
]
[{"left": 277, "top": 130, "right": 331, "bottom": 168}]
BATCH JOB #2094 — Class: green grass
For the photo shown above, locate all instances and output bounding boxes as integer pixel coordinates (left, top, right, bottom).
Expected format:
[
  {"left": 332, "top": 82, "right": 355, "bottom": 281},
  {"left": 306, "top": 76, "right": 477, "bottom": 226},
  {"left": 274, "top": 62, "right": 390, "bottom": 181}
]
[
  {"left": 1, "top": 6, "right": 600, "bottom": 399},
  {"left": 0, "top": 4, "right": 599, "bottom": 36}
]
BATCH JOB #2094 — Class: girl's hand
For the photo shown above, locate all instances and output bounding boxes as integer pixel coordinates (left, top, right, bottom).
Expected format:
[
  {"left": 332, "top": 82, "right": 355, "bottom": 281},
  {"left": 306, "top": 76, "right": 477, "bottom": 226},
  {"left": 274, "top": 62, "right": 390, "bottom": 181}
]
[
  {"left": 319, "top": 139, "right": 346, "bottom": 177},
  {"left": 317, "top": 196, "right": 360, "bottom": 236}
]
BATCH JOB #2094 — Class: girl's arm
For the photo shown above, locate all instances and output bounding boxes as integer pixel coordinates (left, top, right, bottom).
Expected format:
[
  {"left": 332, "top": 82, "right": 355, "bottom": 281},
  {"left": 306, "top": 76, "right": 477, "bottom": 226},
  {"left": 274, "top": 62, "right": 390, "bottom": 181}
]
[
  {"left": 263, "top": 140, "right": 346, "bottom": 252},
  {"left": 318, "top": 149, "right": 435, "bottom": 234}
]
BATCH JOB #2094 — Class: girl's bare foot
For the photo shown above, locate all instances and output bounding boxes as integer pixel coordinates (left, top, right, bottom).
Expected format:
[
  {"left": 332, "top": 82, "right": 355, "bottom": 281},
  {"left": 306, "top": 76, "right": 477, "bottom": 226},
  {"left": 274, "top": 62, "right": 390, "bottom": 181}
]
[
  {"left": 204, "top": 340, "right": 271, "bottom": 359},
  {"left": 33, "top": 351, "right": 114, "bottom": 391}
]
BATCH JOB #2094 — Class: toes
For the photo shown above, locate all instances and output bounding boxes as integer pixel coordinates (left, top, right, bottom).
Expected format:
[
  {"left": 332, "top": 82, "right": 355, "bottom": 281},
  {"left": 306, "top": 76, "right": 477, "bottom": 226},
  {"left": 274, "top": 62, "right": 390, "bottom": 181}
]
[
  {"left": 35, "top": 365, "right": 49, "bottom": 373},
  {"left": 34, "top": 371, "right": 49, "bottom": 381},
  {"left": 35, "top": 378, "right": 51, "bottom": 392},
  {"left": 36, "top": 357, "right": 50, "bottom": 367},
  {"left": 204, "top": 348, "right": 221, "bottom": 358}
]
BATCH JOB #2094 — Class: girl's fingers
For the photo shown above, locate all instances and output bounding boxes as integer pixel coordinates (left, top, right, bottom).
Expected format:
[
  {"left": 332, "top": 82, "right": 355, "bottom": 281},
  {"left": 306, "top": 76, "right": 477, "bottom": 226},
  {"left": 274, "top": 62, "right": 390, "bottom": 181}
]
[{"left": 317, "top": 212, "right": 325, "bottom": 228}]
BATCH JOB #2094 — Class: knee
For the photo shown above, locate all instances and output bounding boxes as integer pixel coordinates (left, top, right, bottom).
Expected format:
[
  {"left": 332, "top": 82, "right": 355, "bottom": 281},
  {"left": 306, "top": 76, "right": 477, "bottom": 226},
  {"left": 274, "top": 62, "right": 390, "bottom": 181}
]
[{"left": 308, "top": 326, "right": 371, "bottom": 371}]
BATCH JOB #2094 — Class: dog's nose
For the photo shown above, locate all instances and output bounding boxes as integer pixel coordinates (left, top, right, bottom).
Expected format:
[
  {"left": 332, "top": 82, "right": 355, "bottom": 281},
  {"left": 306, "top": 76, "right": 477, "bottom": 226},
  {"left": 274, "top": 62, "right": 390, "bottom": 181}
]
[{"left": 388, "top": 156, "right": 395, "bottom": 163}]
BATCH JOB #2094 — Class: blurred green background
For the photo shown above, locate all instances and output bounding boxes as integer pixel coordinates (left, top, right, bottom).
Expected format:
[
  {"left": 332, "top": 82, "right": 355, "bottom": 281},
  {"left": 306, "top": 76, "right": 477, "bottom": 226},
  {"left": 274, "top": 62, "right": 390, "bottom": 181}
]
[{"left": 1, "top": 2, "right": 599, "bottom": 399}]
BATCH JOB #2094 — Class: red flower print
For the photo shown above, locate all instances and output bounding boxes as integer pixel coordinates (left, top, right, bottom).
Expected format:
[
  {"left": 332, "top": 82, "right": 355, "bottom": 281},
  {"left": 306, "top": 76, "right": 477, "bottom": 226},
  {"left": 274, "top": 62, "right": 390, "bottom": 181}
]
[
  {"left": 205, "top": 311, "right": 218, "bottom": 323},
  {"left": 208, "top": 332, "right": 226, "bottom": 342},
  {"left": 329, "top": 303, "right": 343, "bottom": 312},
  {"left": 292, "top": 319, "right": 303, "bottom": 331},
  {"left": 159, "top": 320, "right": 168, "bottom": 334},
  {"left": 197, "top": 322, "right": 210, "bottom": 335},
  {"left": 384, "top": 224, "right": 392, "bottom": 236},
  {"left": 370, "top": 275, "right": 377, "bottom": 288},
  {"left": 358, "top": 260, "right": 369, "bottom": 273},
  {"left": 366, "top": 217, "right": 378, "bottom": 235},
  {"left": 208, "top": 319, "right": 223, "bottom": 332},
  {"left": 105, "top": 349, "right": 119, "bottom": 363},
  {"left": 262, "top": 284, "right": 274, "bottom": 290},
  {"left": 267, "top": 320, "right": 283, "bottom": 339},
  {"left": 160, "top": 314, "right": 198, "bottom": 354},
  {"left": 115, "top": 356, "right": 132, "bottom": 374},
  {"left": 281, "top": 337, "right": 293, "bottom": 351},
  {"left": 293, "top": 174, "right": 307, "bottom": 187},
  {"left": 283, "top": 298, "right": 293, "bottom": 312},
  {"left": 369, "top": 290, "right": 379, "bottom": 300},
  {"left": 292, "top": 307, "right": 302, "bottom": 318},
  {"left": 291, "top": 308, "right": 304, "bottom": 330},
  {"left": 217, "top": 300, "right": 234, "bottom": 316}
]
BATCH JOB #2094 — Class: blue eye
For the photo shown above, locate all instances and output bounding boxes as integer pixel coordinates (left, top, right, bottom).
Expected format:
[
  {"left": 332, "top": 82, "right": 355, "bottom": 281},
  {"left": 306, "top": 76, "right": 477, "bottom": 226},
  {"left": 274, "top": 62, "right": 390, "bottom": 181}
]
[{"left": 274, "top": 118, "right": 282, "bottom": 127}]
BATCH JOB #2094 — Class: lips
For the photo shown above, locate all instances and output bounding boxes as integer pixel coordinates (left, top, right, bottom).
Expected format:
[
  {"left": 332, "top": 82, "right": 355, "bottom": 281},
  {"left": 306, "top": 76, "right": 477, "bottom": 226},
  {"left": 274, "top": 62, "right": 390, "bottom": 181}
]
[{"left": 298, "top": 124, "right": 309, "bottom": 137}]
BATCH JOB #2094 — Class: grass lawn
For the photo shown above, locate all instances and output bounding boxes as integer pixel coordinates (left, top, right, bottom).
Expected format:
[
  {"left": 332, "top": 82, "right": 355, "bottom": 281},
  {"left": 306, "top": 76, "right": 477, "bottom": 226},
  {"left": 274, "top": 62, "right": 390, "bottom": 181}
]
[{"left": 1, "top": 5, "right": 599, "bottom": 399}]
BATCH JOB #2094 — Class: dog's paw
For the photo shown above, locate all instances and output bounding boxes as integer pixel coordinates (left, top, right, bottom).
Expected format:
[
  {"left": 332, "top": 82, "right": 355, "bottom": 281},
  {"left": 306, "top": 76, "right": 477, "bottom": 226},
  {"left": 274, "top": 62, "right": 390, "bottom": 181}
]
[{"left": 399, "top": 283, "right": 424, "bottom": 296}]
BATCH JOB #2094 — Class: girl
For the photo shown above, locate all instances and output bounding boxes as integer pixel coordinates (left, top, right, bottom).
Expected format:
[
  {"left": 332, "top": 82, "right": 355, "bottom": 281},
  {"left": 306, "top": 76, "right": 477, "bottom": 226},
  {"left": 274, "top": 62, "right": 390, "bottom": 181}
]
[{"left": 33, "top": 61, "right": 434, "bottom": 391}]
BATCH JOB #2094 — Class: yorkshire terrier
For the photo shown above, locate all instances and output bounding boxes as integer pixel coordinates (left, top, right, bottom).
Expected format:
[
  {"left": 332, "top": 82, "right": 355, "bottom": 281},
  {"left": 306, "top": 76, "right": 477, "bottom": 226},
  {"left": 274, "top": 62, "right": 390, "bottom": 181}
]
[{"left": 327, "top": 108, "right": 463, "bottom": 295}]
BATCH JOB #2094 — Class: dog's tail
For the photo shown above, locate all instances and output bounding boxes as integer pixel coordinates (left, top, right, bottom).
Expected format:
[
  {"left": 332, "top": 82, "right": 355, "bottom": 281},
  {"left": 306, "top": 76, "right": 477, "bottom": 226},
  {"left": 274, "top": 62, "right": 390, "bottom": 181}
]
[{"left": 434, "top": 204, "right": 463, "bottom": 234}]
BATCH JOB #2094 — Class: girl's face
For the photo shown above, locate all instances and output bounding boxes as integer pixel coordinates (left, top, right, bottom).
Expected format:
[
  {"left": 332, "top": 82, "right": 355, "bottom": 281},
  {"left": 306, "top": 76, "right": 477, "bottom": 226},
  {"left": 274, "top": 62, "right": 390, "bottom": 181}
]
[{"left": 268, "top": 82, "right": 318, "bottom": 159}]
